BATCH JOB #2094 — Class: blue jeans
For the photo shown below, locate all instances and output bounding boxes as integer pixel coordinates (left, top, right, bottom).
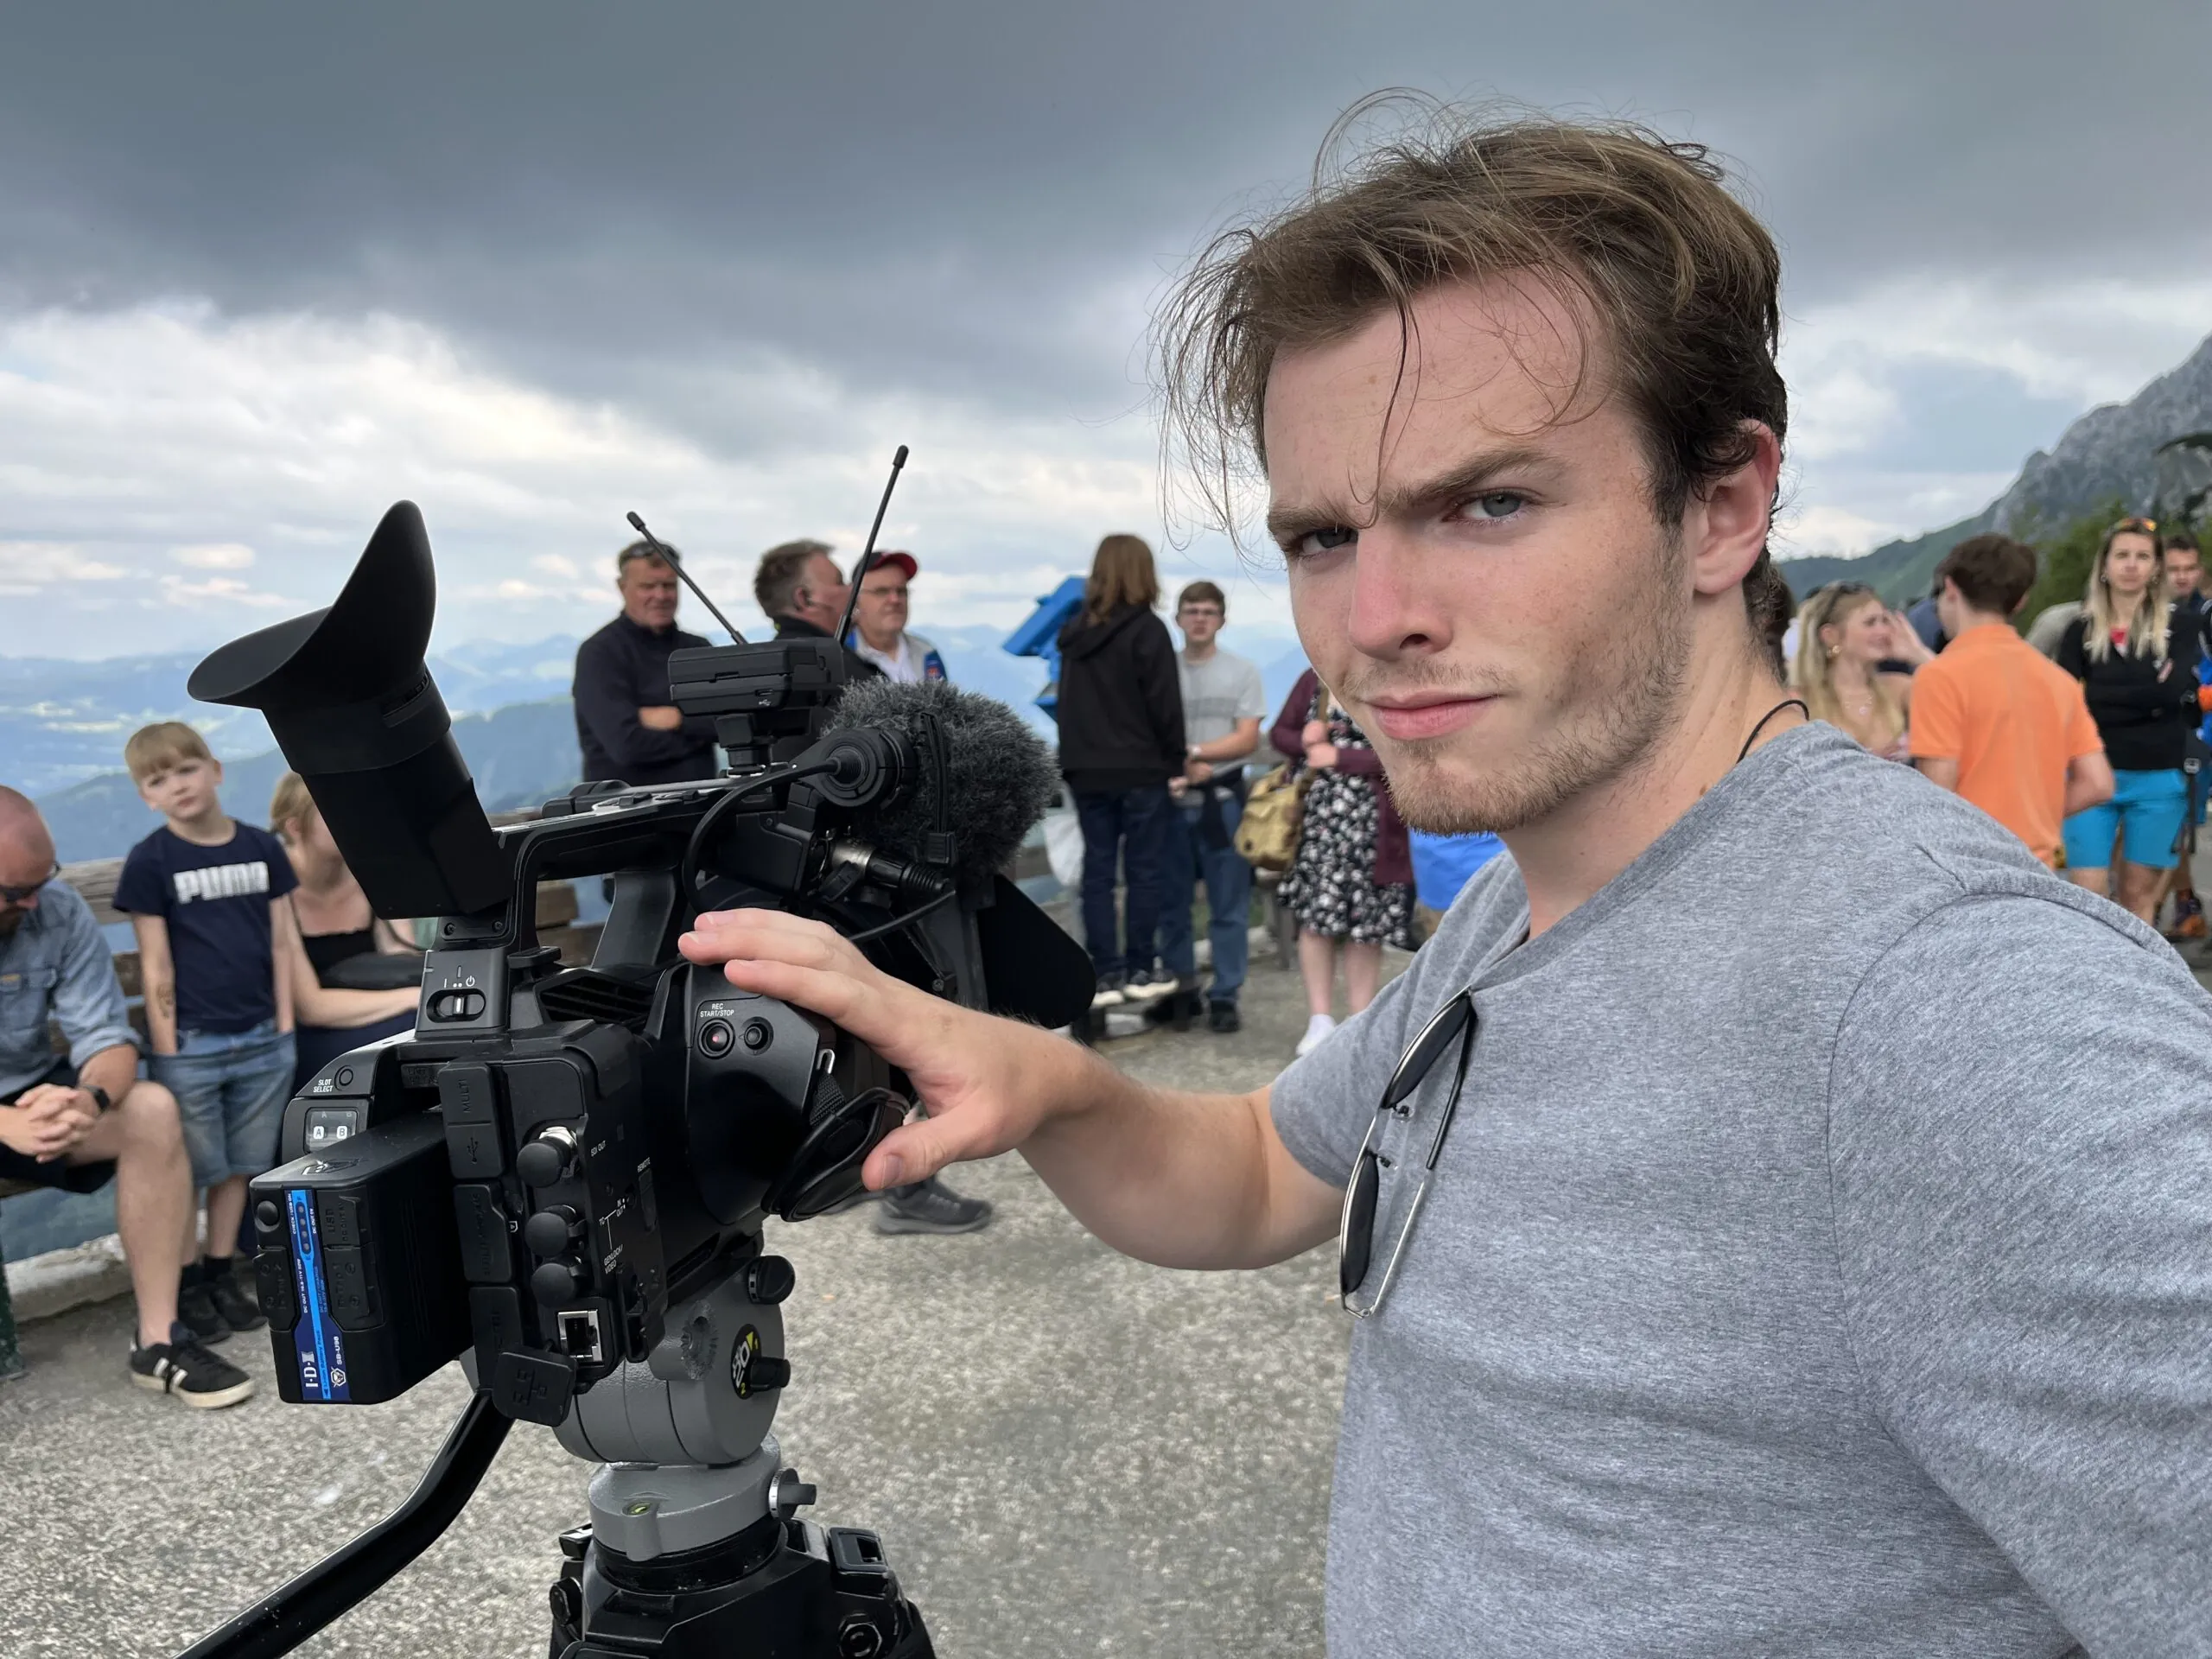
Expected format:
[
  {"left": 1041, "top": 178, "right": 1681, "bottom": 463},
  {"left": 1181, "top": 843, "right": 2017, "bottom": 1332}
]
[
  {"left": 151, "top": 1020, "right": 297, "bottom": 1188},
  {"left": 1075, "top": 785, "right": 1174, "bottom": 979},
  {"left": 1159, "top": 787, "right": 1253, "bottom": 1005}
]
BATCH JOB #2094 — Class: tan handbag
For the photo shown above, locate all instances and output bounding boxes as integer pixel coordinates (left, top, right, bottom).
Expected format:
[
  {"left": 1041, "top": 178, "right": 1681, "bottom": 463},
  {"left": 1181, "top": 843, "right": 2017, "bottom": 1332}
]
[{"left": 1234, "top": 682, "right": 1326, "bottom": 873}]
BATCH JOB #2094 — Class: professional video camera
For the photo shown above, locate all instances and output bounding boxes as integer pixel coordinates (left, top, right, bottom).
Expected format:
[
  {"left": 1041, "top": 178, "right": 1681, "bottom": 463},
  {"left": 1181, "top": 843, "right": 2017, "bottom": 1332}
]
[{"left": 174, "top": 469, "right": 1092, "bottom": 1659}]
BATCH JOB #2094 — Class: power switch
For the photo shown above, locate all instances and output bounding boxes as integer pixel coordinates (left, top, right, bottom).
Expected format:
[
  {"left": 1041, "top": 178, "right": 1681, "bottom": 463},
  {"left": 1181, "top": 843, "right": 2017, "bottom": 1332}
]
[{"left": 428, "top": 988, "right": 488, "bottom": 1023}]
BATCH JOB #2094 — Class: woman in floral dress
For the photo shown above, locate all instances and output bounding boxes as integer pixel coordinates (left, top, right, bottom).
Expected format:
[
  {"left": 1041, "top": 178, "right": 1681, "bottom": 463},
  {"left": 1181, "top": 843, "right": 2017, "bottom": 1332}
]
[{"left": 1270, "top": 667, "right": 1414, "bottom": 1057}]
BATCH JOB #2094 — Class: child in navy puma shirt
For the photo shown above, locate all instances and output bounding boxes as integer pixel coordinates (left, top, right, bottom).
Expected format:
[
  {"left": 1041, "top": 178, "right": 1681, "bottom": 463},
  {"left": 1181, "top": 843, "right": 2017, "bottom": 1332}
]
[{"left": 116, "top": 722, "right": 296, "bottom": 1344}]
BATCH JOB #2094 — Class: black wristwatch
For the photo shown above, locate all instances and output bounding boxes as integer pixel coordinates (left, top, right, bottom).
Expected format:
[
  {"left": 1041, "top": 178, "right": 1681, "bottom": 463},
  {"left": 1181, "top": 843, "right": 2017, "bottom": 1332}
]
[{"left": 85, "top": 1084, "right": 112, "bottom": 1114}]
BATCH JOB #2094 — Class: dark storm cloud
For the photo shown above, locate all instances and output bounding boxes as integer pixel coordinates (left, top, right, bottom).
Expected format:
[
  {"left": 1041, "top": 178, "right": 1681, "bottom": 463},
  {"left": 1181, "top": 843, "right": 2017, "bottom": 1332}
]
[{"left": 2, "top": 0, "right": 2207, "bottom": 457}]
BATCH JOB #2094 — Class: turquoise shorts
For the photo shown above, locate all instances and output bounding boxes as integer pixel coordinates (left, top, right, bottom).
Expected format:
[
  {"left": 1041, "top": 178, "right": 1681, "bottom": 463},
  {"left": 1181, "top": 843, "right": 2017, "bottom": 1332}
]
[{"left": 2062, "top": 766, "right": 2190, "bottom": 872}]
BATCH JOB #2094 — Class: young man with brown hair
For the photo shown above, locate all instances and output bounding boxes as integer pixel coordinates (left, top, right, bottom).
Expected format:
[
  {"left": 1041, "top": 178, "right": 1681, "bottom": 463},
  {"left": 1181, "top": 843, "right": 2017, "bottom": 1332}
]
[
  {"left": 1910, "top": 533, "right": 2113, "bottom": 867},
  {"left": 1154, "top": 580, "right": 1267, "bottom": 1032},
  {"left": 684, "top": 111, "right": 2212, "bottom": 1651}
]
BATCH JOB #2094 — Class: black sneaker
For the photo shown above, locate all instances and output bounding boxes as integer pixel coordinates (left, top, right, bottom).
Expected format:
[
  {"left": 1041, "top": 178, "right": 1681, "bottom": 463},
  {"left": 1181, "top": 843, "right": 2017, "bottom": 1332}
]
[
  {"left": 177, "top": 1264, "right": 231, "bottom": 1345},
  {"left": 874, "top": 1177, "right": 995, "bottom": 1236},
  {"left": 1141, "top": 987, "right": 1201, "bottom": 1031},
  {"left": 1120, "top": 969, "right": 1176, "bottom": 1002},
  {"left": 130, "top": 1324, "right": 256, "bottom": 1409},
  {"left": 1208, "top": 1001, "right": 1241, "bottom": 1034},
  {"left": 1089, "top": 972, "right": 1128, "bottom": 1010},
  {"left": 208, "top": 1258, "right": 266, "bottom": 1333}
]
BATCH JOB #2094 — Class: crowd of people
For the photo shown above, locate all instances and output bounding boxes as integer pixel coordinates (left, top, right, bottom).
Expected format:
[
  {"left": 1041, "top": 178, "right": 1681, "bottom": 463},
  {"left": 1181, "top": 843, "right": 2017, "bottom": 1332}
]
[
  {"left": 1046, "top": 531, "right": 1424, "bottom": 1057},
  {"left": 6, "top": 107, "right": 2209, "bottom": 1649},
  {"left": 1, "top": 726, "right": 421, "bottom": 1411},
  {"left": 1, "top": 517, "right": 1435, "bottom": 1409},
  {"left": 10, "top": 468, "right": 2204, "bottom": 1453},
  {"left": 1786, "top": 520, "right": 2211, "bottom": 928}
]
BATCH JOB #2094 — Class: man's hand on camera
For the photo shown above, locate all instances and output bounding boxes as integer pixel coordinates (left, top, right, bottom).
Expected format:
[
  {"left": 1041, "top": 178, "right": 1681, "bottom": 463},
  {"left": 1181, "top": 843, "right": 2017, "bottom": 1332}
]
[
  {"left": 679, "top": 909, "right": 1065, "bottom": 1191},
  {"left": 679, "top": 907, "right": 1342, "bottom": 1270},
  {"left": 638, "top": 704, "right": 684, "bottom": 732}
]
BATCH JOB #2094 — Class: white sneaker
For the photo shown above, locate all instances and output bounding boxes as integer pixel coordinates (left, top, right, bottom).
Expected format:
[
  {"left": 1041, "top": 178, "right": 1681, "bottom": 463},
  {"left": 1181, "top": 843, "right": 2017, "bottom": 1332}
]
[
  {"left": 1294, "top": 1014, "right": 1338, "bottom": 1058},
  {"left": 1090, "top": 975, "right": 1128, "bottom": 1010},
  {"left": 1121, "top": 969, "right": 1177, "bottom": 1001}
]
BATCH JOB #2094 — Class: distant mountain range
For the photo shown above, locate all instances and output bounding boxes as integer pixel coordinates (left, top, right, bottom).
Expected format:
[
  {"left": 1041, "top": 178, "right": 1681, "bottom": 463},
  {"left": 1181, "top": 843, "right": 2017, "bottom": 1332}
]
[
  {"left": 7, "top": 614, "right": 1326, "bottom": 863},
  {"left": 1783, "top": 331, "right": 2212, "bottom": 602},
  {"left": 0, "top": 635, "right": 587, "bottom": 798},
  {"left": 33, "top": 698, "right": 586, "bottom": 863}
]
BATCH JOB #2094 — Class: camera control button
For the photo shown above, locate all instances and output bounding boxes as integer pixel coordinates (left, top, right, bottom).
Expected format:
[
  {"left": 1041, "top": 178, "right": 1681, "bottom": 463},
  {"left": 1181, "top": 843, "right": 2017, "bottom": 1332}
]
[
  {"left": 698, "top": 1018, "right": 735, "bottom": 1058},
  {"left": 744, "top": 1255, "right": 797, "bottom": 1306},
  {"left": 515, "top": 1126, "right": 580, "bottom": 1187},
  {"left": 524, "top": 1206, "right": 584, "bottom": 1258},
  {"left": 531, "top": 1259, "right": 585, "bottom": 1304}
]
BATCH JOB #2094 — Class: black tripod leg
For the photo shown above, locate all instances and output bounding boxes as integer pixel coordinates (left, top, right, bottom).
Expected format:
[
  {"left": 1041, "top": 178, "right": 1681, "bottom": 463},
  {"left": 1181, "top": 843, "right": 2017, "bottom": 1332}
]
[{"left": 174, "top": 1391, "right": 513, "bottom": 1659}]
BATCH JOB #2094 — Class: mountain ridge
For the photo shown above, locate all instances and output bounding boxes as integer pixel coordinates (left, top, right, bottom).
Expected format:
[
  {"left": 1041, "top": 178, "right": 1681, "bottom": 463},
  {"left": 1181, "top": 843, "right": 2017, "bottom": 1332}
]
[{"left": 1783, "top": 331, "right": 2212, "bottom": 601}]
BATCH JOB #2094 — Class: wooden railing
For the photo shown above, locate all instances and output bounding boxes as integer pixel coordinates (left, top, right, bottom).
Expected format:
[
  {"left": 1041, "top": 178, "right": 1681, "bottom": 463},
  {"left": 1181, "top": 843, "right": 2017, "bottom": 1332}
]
[{"left": 57, "top": 821, "right": 1054, "bottom": 1007}]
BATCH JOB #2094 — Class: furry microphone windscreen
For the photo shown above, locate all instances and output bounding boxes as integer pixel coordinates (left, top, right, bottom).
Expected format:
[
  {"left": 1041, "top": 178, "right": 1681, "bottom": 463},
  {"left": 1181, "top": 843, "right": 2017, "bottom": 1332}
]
[{"left": 831, "top": 677, "right": 1058, "bottom": 892}]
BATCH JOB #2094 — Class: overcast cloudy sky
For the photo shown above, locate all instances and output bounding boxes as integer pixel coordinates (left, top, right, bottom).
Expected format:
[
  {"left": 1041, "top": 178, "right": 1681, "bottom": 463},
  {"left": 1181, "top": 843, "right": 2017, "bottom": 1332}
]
[{"left": 3, "top": 0, "right": 2210, "bottom": 659}]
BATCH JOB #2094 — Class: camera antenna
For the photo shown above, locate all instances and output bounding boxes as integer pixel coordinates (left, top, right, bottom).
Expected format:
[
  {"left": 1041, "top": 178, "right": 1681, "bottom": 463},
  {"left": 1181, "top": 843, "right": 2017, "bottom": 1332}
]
[
  {"left": 832, "top": 443, "right": 909, "bottom": 649},
  {"left": 625, "top": 511, "right": 746, "bottom": 645}
]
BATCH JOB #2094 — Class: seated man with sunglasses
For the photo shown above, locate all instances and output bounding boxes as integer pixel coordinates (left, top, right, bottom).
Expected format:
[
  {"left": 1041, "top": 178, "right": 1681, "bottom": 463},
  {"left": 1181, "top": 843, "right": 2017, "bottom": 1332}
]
[
  {"left": 0, "top": 787, "right": 252, "bottom": 1408},
  {"left": 681, "top": 115, "right": 2212, "bottom": 1655}
]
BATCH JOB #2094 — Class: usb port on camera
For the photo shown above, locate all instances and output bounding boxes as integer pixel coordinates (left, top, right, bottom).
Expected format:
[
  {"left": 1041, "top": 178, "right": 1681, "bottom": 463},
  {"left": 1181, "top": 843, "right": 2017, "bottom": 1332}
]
[{"left": 559, "top": 1309, "right": 605, "bottom": 1364}]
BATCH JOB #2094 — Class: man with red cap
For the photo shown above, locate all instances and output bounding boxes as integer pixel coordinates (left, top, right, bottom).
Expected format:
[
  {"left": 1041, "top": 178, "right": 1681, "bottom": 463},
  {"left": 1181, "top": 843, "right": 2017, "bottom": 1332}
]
[{"left": 846, "top": 551, "right": 948, "bottom": 685}]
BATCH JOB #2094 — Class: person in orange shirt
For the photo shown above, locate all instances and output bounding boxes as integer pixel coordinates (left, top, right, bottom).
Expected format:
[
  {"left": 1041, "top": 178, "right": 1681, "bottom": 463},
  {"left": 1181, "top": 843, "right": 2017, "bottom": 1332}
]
[{"left": 1910, "top": 533, "right": 2113, "bottom": 868}]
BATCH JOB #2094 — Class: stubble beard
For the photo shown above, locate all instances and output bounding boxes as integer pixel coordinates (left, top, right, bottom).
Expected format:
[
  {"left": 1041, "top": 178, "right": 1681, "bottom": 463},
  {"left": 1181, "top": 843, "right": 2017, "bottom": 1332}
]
[{"left": 1376, "top": 528, "right": 1694, "bottom": 836}]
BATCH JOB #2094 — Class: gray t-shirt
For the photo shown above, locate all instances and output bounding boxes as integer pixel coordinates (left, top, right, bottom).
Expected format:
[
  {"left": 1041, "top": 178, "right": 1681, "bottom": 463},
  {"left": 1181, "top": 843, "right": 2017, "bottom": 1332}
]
[
  {"left": 1177, "top": 646, "right": 1267, "bottom": 752},
  {"left": 1272, "top": 722, "right": 2212, "bottom": 1656}
]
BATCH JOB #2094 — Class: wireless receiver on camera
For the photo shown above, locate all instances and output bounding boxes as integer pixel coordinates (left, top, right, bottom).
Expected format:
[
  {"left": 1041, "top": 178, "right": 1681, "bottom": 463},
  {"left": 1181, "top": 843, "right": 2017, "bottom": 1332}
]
[{"left": 170, "top": 474, "right": 1096, "bottom": 1659}]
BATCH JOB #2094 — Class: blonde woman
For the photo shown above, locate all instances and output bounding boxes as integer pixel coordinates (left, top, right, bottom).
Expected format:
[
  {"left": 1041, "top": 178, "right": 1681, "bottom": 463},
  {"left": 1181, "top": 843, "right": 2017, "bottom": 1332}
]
[
  {"left": 2053, "top": 517, "right": 2204, "bottom": 920},
  {"left": 1793, "top": 582, "right": 1931, "bottom": 760},
  {"left": 269, "top": 772, "right": 423, "bottom": 1091}
]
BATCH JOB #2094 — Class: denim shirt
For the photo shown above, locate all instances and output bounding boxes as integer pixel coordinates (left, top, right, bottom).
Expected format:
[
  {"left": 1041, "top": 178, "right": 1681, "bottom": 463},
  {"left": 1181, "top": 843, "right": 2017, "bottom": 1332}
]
[{"left": 0, "top": 880, "right": 138, "bottom": 1096}]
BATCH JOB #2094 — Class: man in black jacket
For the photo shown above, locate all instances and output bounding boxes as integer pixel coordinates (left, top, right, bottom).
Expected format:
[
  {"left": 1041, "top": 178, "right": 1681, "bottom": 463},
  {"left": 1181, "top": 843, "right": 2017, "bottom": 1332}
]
[
  {"left": 754, "top": 539, "right": 885, "bottom": 685},
  {"left": 573, "top": 542, "right": 721, "bottom": 785},
  {"left": 752, "top": 537, "right": 989, "bottom": 1237}
]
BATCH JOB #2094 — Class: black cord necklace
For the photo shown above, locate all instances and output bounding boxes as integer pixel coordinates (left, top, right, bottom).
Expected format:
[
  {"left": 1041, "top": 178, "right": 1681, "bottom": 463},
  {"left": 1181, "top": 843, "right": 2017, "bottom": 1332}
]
[{"left": 1736, "top": 697, "right": 1809, "bottom": 765}]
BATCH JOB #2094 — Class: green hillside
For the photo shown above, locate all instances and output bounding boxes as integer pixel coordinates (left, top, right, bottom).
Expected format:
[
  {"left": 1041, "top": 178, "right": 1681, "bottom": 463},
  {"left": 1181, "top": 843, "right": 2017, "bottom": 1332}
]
[{"left": 1779, "top": 512, "right": 1991, "bottom": 605}]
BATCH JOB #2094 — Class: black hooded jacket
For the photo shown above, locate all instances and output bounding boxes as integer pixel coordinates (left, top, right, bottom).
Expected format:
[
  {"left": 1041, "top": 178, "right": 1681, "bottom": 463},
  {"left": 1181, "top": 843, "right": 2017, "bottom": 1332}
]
[{"left": 1054, "top": 603, "right": 1185, "bottom": 792}]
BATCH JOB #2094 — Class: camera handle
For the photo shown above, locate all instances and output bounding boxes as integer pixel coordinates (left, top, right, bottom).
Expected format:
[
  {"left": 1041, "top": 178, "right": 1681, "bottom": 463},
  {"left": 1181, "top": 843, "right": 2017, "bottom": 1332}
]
[{"left": 173, "top": 1390, "right": 512, "bottom": 1659}]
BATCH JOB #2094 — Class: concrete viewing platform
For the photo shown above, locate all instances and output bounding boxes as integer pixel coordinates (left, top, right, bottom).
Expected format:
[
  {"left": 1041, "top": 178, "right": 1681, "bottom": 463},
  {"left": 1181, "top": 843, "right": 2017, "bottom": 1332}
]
[{"left": 0, "top": 944, "right": 1372, "bottom": 1659}]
